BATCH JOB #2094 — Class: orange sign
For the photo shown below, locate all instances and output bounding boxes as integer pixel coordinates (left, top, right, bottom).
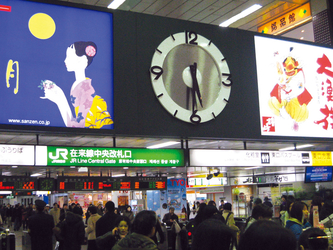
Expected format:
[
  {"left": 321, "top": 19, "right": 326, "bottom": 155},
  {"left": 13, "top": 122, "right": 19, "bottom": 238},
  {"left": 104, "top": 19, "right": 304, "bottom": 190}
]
[{"left": 258, "top": 3, "right": 311, "bottom": 35}]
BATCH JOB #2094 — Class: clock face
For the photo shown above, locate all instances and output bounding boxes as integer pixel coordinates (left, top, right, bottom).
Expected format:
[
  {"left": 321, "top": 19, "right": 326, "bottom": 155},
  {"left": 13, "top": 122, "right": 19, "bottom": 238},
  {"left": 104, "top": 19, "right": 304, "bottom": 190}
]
[{"left": 150, "top": 31, "right": 232, "bottom": 124}]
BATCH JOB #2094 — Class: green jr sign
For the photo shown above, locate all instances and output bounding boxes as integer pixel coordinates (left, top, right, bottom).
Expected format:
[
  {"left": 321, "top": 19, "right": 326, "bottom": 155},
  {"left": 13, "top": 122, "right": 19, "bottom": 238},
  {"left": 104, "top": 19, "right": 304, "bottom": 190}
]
[{"left": 46, "top": 146, "right": 184, "bottom": 167}]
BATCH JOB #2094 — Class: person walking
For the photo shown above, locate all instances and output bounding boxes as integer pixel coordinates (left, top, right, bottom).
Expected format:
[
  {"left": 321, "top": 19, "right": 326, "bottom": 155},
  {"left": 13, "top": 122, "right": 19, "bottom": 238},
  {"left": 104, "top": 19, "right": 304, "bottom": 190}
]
[
  {"left": 86, "top": 206, "right": 101, "bottom": 250},
  {"left": 6, "top": 204, "right": 12, "bottom": 228},
  {"left": 28, "top": 200, "right": 54, "bottom": 250},
  {"left": 59, "top": 203, "right": 69, "bottom": 222},
  {"left": 54, "top": 207, "right": 85, "bottom": 250},
  {"left": 96, "top": 201, "right": 120, "bottom": 238},
  {"left": 122, "top": 205, "right": 134, "bottom": 224},
  {"left": 162, "top": 207, "right": 179, "bottom": 250},
  {"left": 49, "top": 203, "right": 61, "bottom": 228}
]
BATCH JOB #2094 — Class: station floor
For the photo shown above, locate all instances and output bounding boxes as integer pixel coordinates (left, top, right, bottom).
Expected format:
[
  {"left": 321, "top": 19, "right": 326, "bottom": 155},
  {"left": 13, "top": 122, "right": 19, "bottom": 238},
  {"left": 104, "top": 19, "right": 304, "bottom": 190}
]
[{"left": 6, "top": 225, "right": 88, "bottom": 250}]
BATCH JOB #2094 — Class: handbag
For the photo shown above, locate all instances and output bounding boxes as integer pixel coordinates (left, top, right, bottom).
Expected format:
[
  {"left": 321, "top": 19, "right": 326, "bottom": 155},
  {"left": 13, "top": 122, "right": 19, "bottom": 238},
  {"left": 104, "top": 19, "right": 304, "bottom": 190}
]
[{"left": 172, "top": 220, "right": 181, "bottom": 234}]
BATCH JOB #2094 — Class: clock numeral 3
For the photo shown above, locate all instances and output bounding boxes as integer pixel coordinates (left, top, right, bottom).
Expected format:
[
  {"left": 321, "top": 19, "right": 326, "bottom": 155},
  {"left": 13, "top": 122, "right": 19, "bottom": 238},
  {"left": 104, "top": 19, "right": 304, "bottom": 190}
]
[
  {"left": 190, "top": 110, "right": 201, "bottom": 124},
  {"left": 185, "top": 31, "right": 198, "bottom": 45},
  {"left": 150, "top": 66, "right": 163, "bottom": 80},
  {"left": 222, "top": 73, "right": 232, "bottom": 86}
]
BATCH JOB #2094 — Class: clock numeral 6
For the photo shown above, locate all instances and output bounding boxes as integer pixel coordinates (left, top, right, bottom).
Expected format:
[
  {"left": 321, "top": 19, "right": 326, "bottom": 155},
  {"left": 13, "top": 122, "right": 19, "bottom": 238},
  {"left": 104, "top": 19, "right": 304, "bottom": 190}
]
[
  {"left": 190, "top": 110, "right": 201, "bottom": 124},
  {"left": 150, "top": 66, "right": 163, "bottom": 80},
  {"left": 222, "top": 73, "right": 232, "bottom": 87},
  {"left": 185, "top": 31, "right": 198, "bottom": 45}
]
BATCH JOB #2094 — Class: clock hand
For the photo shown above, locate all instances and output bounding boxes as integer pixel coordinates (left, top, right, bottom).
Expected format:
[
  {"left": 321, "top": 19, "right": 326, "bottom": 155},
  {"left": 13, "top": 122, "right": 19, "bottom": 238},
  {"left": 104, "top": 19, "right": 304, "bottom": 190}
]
[
  {"left": 190, "top": 63, "right": 203, "bottom": 110},
  {"left": 190, "top": 64, "right": 197, "bottom": 112}
]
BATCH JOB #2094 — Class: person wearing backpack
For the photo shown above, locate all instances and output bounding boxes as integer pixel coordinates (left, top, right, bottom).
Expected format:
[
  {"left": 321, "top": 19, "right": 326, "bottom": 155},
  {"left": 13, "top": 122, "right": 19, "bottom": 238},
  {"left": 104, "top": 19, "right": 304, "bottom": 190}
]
[{"left": 222, "top": 203, "right": 240, "bottom": 241}]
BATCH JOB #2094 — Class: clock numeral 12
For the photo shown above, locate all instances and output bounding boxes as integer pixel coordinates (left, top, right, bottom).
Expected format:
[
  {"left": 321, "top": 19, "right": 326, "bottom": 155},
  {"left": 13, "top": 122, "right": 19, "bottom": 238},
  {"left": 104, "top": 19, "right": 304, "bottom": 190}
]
[
  {"left": 185, "top": 31, "right": 198, "bottom": 45},
  {"left": 150, "top": 66, "right": 163, "bottom": 80}
]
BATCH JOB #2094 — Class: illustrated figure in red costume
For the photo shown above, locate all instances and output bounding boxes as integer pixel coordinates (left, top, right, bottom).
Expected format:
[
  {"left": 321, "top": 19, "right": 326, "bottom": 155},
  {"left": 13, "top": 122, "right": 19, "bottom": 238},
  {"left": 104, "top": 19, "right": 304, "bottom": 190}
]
[{"left": 269, "top": 49, "right": 312, "bottom": 128}]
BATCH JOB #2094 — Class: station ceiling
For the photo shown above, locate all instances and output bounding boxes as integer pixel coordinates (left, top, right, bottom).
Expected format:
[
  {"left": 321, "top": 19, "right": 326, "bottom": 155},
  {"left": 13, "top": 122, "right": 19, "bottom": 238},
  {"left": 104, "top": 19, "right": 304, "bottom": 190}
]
[{"left": 57, "top": 0, "right": 309, "bottom": 31}]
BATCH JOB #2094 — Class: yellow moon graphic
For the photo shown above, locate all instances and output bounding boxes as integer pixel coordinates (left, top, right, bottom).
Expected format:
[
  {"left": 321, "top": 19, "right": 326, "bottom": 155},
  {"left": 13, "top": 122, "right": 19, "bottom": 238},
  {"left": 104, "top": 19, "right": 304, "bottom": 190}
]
[{"left": 29, "top": 13, "right": 56, "bottom": 40}]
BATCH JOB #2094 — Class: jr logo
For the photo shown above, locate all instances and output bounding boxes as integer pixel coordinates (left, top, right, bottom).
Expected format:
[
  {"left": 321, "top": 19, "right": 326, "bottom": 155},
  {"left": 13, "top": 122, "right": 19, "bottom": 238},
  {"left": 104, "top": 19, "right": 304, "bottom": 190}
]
[{"left": 49, "top": 148, "right": 68, "bottom": 160}]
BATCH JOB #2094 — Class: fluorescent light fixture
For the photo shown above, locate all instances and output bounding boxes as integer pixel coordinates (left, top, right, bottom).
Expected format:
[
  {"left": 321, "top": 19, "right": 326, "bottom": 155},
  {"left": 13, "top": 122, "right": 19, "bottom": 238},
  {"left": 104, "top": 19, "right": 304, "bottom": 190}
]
[
  {"left": 31, "top": 173, "right": 42, "bottom": 177},
  {"left": 107, "top": 0, "right": 126, "bottom": 9},
  {"left": 147, "top": 141, "right": 179, "bottom": 149},
  {"left": 36, "top": 191, "right": 50, "bottom": 195},
  {"left": 0, "top": 191, "right": 12, "bottom": 195},
  {"left": 78, "top": 167, "right": 88, "bottom": 173},
  {"left": 123, "top": 167, "right": 129, "bottom": 169},
  {"left": 279, "top": 144, "right": 313, "bottom": 151},
  {"left": 11, "top": 166, "right": 18, "bottom": 168},
  {"left": 112, "top": 174, "right": 125, "bottom": 177},
  {"left": 244, "top": 166, "right": 261, "bottom": 170},
  {"left": 70, "top": 166, "right": 76, "bottom": 169},
  {"left": 219, "top": 4, "right": 262, "bottom": 27},
  {"left": 171, "top": 167, "right": 177, "bottom": 169}
]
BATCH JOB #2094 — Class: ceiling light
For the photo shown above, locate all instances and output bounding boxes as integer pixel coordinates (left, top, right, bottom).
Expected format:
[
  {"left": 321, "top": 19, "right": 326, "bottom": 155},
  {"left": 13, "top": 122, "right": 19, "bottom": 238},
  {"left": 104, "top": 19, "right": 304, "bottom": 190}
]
[
  {"left": 107, "top": 0, "right": 126, "bottom": 9},
  {"left": 11, "top": 166, "right": 18, "bottom": 168},
  {"left": 300, "top": 37, "right": 304, "bottom": 40},
  {"left": 31, "top": 173, "right": 42, "bottom": 177},
  {"left": 279, "top": 144, "right": 313, "bottom": 151},
  {"left": 123, "top": 167, "right": 129, "bottom": 169},
  {"left": 70, "top": 166, "right": 76, "bottom": 169},
  {"left": 244, "top": 166, "right": 261, "bottom": 170},
  {"left": 0, "top": 191, "right": 12, "bottom": 194},
  {"left": 301, "top": 30, "right": 305, "bottom": 33},
  {"left": 147, "top": 141, "right": 179, "bottom": 149},
  {"left": 112, "top": 174, "right": 125, "bottom": 177},
  {"left": 78, "top": 167, "right": 88, "bottom": 173},
  {"left": 219, "top": 4, "right": 262, "bottom": 27},
  {"left": 171, "top": 167, "right": 177, "bottom": 169}
]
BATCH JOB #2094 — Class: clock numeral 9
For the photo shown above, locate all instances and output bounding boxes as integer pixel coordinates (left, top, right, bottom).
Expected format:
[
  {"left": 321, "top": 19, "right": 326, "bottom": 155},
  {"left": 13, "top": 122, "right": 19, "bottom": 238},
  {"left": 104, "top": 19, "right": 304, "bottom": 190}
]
[
  {"left": 190, "top": 110, "right": 201, "bottom": 124},
  {"left": 150, "top": 66, "right": 163, "bottom": 80},
  {"left": 222, "top": 73, "right": 232, "bottom": 86},
  {"left": 185, "top": 31, "right": 198, "bottom": 45}
]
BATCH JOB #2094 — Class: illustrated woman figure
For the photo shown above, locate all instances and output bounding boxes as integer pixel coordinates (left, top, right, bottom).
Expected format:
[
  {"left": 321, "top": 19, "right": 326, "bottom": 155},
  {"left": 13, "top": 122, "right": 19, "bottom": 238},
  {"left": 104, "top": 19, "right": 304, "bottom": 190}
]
[{"left": 41, "top": 41, "right": 113, "bottom": 128}]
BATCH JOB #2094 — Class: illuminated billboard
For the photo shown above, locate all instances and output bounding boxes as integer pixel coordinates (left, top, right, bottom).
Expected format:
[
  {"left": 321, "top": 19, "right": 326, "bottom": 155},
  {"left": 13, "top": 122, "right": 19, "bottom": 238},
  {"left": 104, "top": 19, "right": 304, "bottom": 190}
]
[
  {"left": 255, "top": 36, "right": 333, "bottom": 137},
  {"left": 0, "top": 0, "right": 113, "bottom": 129}
]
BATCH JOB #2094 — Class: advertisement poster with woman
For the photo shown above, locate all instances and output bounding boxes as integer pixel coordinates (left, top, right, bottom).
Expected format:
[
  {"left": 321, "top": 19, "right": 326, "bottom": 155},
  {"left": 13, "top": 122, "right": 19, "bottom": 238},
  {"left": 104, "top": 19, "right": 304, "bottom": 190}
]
[
  {"left": 0, "top": 0, "right": 113, "bottom": 129},
  {"left": 255, "top": 36, "right": 333, "bottom": 138}
]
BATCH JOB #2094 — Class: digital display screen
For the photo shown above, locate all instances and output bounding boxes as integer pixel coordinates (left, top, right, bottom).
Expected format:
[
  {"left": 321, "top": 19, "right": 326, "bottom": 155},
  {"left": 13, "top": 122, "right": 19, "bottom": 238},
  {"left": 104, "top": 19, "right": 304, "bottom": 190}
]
[
  {"left": 133, "top": 181, "right": 166, "bottom": 190},
  {"left": 0, "top": 177, "right": 36, "bottom": 190},
  {"left": 57, "top": 177, "right": 167, "bottom": 191},
  {"left": 305, "top": 166, "right": 333, "bottom": 183},
  {"left": 38, "top": 178, "right": 56, "bottom": 191}
]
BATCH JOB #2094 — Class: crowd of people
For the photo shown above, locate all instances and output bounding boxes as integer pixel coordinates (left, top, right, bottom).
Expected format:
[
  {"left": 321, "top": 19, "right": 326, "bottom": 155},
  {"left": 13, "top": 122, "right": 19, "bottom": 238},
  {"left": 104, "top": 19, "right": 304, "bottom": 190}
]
[
  {"left": 2, "top": 189, "right": 333, "bottom": 250},
  {"left": 186, "top": 189, "right": 333, "bottom": 250}
]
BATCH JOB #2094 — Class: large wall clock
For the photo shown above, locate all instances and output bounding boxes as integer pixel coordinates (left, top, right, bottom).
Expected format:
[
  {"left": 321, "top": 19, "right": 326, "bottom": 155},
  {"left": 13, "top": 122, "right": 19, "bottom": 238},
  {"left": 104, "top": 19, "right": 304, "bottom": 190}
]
[{"left": 150, "top": 31, "right": 232, "bottom": 124}]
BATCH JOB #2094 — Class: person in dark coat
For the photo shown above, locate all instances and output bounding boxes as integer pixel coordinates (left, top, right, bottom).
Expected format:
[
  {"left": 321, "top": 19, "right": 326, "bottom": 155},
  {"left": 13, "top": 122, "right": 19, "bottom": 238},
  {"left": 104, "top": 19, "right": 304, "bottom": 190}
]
[
  {"left": 95, "top": 201, "right": 120, "bottom": 238},
  {"left": 55, "top": 206, "right": 85, "bottom": 250},
  {"left": 28, "top": 200, "right": 55, "bottom": 250},
  {"left": 162, "top": 207, "right": 179, "bottom": 250},
  {"left": 319, "top": 190, "right": 333, "bottom": 221},
  {"left": 13, "top": 203, "right": 22, "bottom": 231}
]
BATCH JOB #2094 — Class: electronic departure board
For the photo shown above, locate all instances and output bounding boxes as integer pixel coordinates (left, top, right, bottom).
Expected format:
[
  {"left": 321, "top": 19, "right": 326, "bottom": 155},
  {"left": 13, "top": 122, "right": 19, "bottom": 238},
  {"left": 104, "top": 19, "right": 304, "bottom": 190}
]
[
  {"left": 0, "top": 177, "right": 36, "bottom": 191},
  {"left": 38, "top": 178, "right": 56, "bottom": 191},
  {"left": 57, "top": 177, "right": 167, "bottom": 191}
]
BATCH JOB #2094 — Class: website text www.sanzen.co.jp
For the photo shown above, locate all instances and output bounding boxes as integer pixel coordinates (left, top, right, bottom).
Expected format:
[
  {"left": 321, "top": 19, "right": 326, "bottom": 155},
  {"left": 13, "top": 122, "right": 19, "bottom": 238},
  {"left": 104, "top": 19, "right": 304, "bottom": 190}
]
[{"left": 8, "top": 119, "right": 50, "bottom": 126}]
